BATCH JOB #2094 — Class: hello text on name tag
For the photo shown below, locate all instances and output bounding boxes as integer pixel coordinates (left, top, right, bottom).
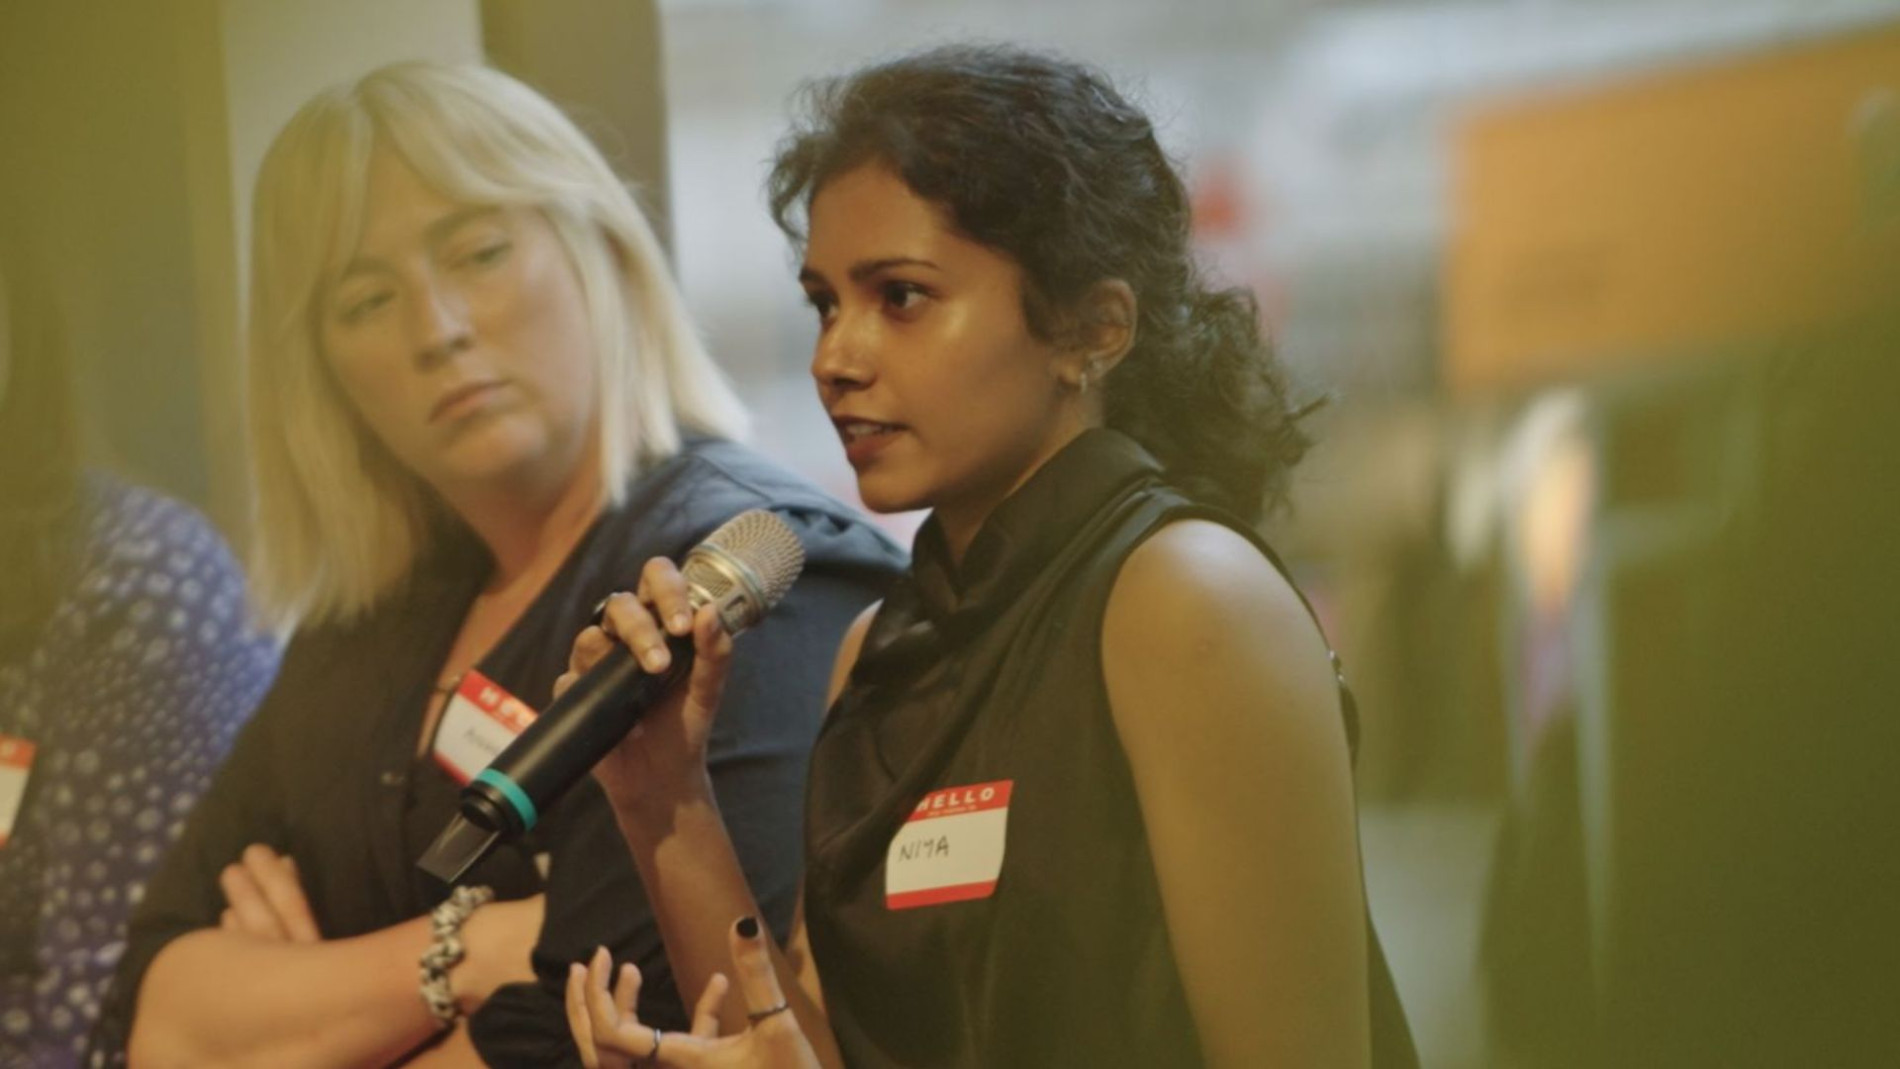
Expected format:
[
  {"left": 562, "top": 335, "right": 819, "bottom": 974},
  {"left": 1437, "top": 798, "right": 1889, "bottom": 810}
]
[{"left": 885, "top": 779, "right": 1013, "bottom": 911}]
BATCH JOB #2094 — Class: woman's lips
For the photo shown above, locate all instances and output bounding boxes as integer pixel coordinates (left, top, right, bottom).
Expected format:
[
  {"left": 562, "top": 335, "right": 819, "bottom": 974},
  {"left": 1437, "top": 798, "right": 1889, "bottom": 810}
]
[
  {"left": 430, "top": 381, "right": 505, "bottom": 423},
  {"left": 833, "top": 418, "right": 905, "bottom": 466}
]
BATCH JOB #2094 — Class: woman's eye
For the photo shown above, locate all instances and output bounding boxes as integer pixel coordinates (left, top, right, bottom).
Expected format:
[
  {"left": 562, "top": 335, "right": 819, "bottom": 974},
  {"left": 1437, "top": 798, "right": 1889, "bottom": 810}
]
[
  {"left": 339, "top": 291, "right": 393, "bottom": 324},
  {"left": 882, "top": 281, "right": 927, "bottom": 312},
  {"left": 804, "top": 292, "right": 838, "bottom": 324},
  {"left": 462, "top": 241, "right": 511, "bottom": 268}
]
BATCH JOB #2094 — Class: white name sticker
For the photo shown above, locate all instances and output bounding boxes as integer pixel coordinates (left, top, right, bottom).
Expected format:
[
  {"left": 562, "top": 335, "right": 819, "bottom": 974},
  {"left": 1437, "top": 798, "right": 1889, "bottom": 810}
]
[
  {"left": 0, "top": 734, "right": 38, "bottom": 849},
  {"left": 885, "top": 779, "right": 1013, "bottom": 910},
  {"left": 431, "top": 670, "right": 538, "bottom": 786}
]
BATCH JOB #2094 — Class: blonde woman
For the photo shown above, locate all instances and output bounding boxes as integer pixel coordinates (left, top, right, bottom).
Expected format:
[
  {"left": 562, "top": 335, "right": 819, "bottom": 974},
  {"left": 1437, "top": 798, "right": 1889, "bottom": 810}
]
[{"left": 93, "top": 63, "right": 902, "bottom": 1067}]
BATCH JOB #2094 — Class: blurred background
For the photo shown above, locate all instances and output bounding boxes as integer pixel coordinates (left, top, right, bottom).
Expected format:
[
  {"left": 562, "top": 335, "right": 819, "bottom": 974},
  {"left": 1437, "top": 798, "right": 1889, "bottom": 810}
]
[{"left": 4, "top": 1, "right": 1897, "bottom": 1064}]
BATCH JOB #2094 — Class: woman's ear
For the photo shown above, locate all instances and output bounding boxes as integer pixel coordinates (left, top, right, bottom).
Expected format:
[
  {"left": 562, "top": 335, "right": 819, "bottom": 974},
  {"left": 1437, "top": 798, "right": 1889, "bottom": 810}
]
[
  {"left": 1056, "top": 275, "right": 1124, "bottom": 393},
  {"left": 1081, "top": 278, "right": 1137, "bottom": 372}
]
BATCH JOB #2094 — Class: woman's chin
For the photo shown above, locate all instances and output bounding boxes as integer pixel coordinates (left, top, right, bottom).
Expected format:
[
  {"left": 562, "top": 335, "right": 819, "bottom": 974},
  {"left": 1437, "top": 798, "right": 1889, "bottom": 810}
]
[
  {"left": 429, "top": 431, "right": 576, "bottom": 498},
  {"left": 852, "top": 477, "right": 928, "bottom": 518}
]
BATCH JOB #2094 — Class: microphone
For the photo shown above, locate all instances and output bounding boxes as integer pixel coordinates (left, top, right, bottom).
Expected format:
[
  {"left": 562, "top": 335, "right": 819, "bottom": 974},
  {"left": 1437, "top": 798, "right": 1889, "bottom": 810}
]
[{"left": 418, "top": 509, "right": 805, "bottom": 886}]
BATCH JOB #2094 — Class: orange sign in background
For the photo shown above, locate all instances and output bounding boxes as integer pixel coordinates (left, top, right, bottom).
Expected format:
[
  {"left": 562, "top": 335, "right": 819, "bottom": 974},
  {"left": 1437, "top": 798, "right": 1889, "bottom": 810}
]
[{"left": 1445, "top": 21, "right": 1900, "bottom": 394}]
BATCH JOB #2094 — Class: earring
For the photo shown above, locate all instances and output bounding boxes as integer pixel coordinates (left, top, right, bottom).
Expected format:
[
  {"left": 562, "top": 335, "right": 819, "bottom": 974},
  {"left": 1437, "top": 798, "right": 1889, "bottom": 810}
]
[{"left": 1077, "top": 360, "right": 1100, "bottom": 395}]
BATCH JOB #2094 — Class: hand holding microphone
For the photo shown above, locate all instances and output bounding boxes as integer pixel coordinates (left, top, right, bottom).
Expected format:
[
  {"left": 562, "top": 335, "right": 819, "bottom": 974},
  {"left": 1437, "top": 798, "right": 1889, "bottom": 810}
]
[
  {"left": 419, "top": 511, "right": 804, "bottom": 885},
  {"left": 566, "top": 561, "right": 732, "bottom": 816}
]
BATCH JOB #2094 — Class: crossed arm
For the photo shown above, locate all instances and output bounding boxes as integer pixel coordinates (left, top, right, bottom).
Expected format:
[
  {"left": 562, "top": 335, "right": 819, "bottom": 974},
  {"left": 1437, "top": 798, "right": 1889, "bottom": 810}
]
[{"left": 127, "top": 844, "right": 542, "bottom": 1068}]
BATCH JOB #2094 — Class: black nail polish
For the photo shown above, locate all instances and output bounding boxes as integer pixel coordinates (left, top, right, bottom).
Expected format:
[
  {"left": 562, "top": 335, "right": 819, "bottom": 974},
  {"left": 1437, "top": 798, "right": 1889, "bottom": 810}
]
[{"left": 736, "top": 915, "right": 760, "bottom": 940}]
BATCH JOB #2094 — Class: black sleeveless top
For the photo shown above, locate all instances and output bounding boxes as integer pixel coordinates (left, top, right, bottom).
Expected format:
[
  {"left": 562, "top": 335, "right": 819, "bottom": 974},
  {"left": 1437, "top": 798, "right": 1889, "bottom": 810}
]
[{"left": 804, "top": 430, "right": 1417, "bottom": 1067}]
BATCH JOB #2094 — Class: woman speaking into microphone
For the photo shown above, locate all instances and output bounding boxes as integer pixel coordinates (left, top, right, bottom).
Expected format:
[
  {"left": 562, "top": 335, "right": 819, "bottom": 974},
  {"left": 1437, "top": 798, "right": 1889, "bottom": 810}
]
[
  {"left": 565, "top": 45, "right": 1415, "bottom": 1069},
  {"left": 93, "top": 62, "right": 902, "bottom": 1067}
]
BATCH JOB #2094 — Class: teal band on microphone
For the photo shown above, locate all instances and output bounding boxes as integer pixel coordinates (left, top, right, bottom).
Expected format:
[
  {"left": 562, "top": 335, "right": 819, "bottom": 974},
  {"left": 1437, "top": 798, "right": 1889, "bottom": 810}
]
[{"left": 475, "top": 768, "right": 539, "bottom": 831}]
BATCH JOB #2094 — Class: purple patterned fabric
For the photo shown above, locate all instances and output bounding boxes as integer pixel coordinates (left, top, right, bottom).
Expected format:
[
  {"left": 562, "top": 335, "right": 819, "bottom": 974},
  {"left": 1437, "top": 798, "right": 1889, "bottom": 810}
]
[{"left": 0, "top": 477, "right": 277, "bottom": 1068}]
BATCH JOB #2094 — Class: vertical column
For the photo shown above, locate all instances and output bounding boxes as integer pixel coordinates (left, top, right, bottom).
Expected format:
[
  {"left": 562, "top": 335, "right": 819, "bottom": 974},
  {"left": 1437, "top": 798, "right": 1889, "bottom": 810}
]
[
  {"left": 0, "top": 0, "right": 484, "bottom": 539},
  {"left": 481, "top": 0, "right": 673, "bottom": 258}
]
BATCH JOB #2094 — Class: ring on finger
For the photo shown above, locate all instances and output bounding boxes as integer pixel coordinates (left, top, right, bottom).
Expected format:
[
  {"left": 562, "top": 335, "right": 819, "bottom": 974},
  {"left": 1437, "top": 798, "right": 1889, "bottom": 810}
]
[
  {"left": 746, "top": 1001, "right": 791, "bottom": 1024},
  {"left": 589, "top": 592, "right": 635, "bottom": 630}
]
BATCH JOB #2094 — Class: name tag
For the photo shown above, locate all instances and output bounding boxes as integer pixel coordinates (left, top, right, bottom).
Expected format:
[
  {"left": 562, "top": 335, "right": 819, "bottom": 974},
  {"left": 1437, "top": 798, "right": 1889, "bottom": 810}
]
[
  {"left": 432, "top": 670, "right": 538, "bottom": 786},
  {"left": 885, "top": 780, "right": 1012, "bottom": 910},
  {"left": 0, "top": 734, "right": 37, "bottom": 849}
]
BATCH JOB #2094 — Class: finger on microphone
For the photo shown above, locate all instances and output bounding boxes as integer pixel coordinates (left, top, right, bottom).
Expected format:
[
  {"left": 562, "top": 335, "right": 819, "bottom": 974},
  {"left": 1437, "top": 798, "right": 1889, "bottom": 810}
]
[
  {"left": 602, "top": 591, "right": 670, "bottom": 673},
  {"left": 640, "top": 556, "right": 695, "bottom": 636},
  {"left": 568, "top": 624, "right": 612, "bottom": 677},
  {"left": 695, "top": 601, "right": 731, "bottom": 646},
  {"left": 688, "top": 604, "right": 733, "bottom": 708}
]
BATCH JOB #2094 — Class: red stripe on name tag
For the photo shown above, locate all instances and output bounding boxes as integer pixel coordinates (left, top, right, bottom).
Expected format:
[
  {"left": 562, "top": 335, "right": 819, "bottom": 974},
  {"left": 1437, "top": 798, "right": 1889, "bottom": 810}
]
[
  {"left": 887, "top": 879, "right": 1000, "bottom": 911},
  {"left": 458, "top": 671, "right": 538, "bottom": 734},
  {"left": 0, "top": 737, "right": 35, "bottom": 769},
  {"left": 433, "top": 750, "right": 471, "bottom": 786}
]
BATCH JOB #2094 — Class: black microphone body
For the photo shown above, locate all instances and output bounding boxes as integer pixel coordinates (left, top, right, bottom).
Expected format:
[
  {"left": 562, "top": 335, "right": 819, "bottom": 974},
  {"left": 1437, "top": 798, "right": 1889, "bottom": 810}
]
[
  {"left": 459, "top": 632, "right": 694, "bottom": 841},
  {"left": 419, "top": 508, "right": 806, "bottom": 886}
]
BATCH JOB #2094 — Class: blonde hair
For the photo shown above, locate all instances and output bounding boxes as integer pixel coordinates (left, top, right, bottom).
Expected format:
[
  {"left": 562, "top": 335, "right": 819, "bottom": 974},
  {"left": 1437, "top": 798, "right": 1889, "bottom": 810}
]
[{"left": 246, "top": 61, "right": 747, "bottom": 630}]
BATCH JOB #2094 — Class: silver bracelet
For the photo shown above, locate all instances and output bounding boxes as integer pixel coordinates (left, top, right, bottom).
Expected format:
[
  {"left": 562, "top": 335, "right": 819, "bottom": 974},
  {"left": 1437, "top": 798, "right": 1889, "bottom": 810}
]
[{"left": 418, "top": 885, "right": 495, "bottom": 1030}]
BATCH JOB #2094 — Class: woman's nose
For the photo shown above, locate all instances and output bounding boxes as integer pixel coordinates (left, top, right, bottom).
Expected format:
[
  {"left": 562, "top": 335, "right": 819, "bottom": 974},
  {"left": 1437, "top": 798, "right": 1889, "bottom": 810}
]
[
  {"left": 409, "top": 278, "right": 473, "bottom": 368},
  {"left": 810, "top": 319, "right": 873, "bottom": 392}
]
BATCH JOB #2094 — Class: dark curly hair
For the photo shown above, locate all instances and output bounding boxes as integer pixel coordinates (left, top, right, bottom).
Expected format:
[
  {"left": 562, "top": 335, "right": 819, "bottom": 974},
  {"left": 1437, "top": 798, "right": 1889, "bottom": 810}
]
[{"left": 767, "top": 44, "right": 1312, "bottom": 519}]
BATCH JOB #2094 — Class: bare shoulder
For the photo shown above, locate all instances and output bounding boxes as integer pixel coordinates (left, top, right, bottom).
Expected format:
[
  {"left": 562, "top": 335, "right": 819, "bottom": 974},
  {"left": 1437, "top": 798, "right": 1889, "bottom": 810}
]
[
  {"left": 1106, "top": 520, "right": 1319, "bottom": 655},
  {"left": 825, "top": 601, "right": 883, "bottom": 709},
  {"left": 1102, "top": 520, "right": 1341, "bottom": 743}
]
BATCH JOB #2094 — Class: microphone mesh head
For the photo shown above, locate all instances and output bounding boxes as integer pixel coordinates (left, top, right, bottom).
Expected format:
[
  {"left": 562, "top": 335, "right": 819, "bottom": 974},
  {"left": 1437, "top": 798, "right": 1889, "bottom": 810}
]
[{"left": 682, "top": 510, "right": 805, "bottom": 633}]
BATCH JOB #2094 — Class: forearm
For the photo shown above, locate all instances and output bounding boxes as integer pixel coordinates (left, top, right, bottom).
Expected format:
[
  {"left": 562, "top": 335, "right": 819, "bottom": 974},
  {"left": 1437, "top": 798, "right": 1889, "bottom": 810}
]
[
  {"left": 130, "top": 921, "right": 440, "bottom": 1068},
  {"left": 611, "top": 780, "right": 843, "bottom": 1067}
]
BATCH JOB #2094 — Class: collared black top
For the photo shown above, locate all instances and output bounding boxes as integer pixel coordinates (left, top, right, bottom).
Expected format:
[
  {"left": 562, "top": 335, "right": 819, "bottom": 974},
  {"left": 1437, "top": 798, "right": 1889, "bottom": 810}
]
[
  {"left": 91, "top": 439, "right": 905, "bottom": 1067},
  {"left": 805, "top": 429, "right": 1416, "bottom": 1067}
]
